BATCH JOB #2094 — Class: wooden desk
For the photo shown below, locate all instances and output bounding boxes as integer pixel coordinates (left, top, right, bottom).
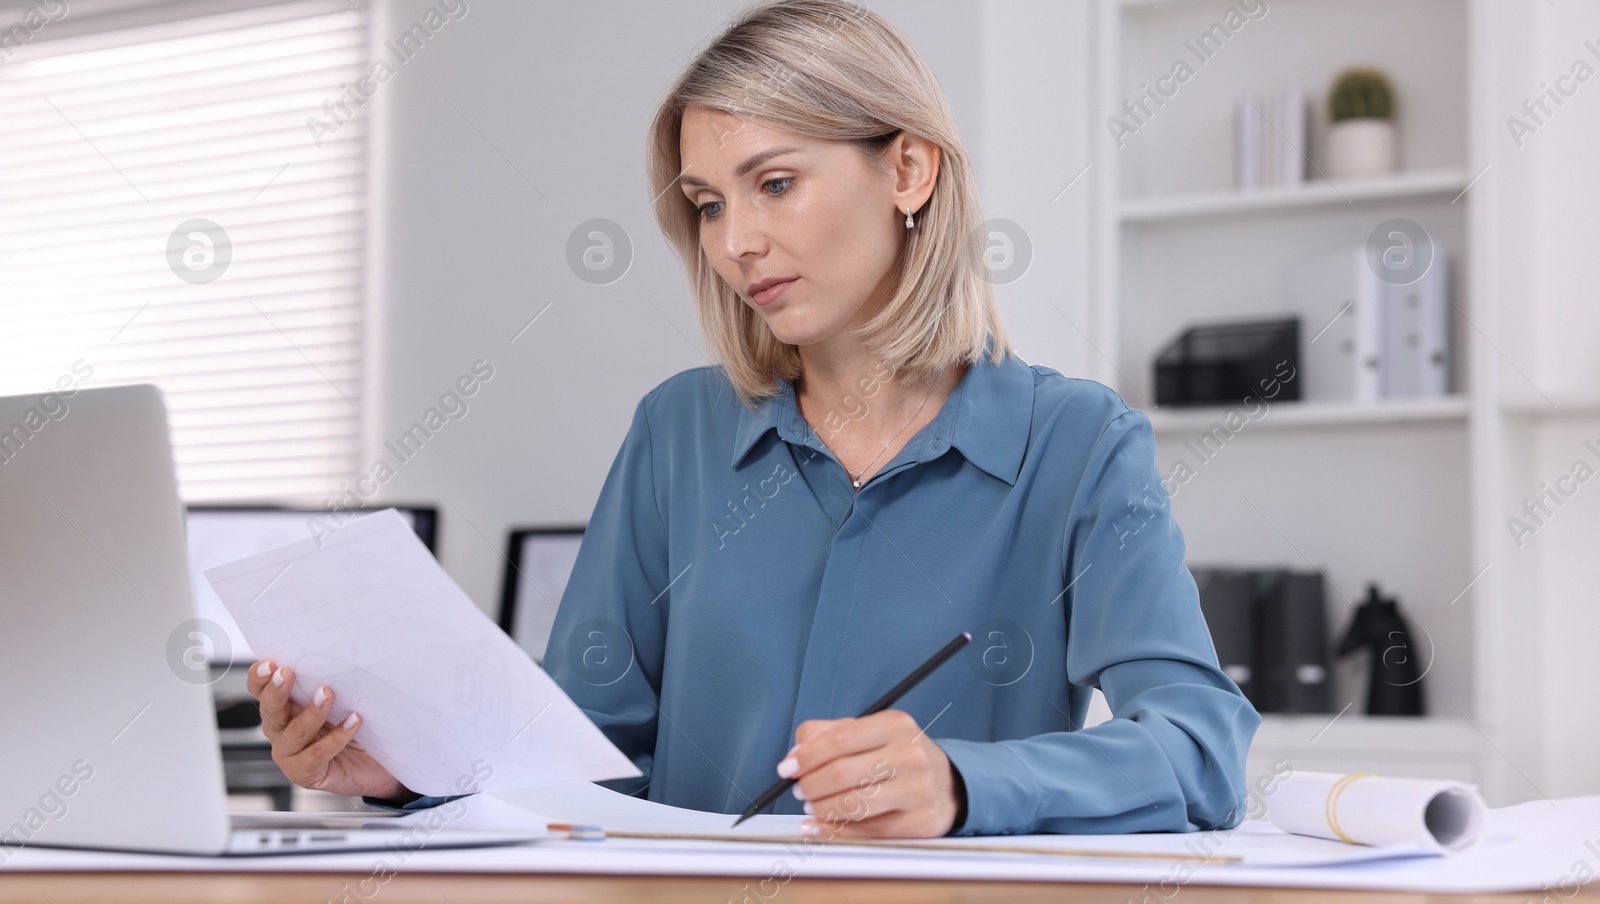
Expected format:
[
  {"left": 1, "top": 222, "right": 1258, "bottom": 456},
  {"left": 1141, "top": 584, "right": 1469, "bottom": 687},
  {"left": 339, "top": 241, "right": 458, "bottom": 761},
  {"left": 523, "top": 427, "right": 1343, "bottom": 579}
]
[{"left": 1, "top": 873, "right": 1595, "bottom": 903}]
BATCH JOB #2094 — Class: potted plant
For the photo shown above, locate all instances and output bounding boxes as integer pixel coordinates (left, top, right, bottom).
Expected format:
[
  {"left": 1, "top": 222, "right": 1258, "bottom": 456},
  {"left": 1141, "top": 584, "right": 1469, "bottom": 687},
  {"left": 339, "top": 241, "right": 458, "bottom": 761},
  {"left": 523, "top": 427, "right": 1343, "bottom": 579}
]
[{"left": 1325, "top": 68, "right": 1397, "bottom": 179}]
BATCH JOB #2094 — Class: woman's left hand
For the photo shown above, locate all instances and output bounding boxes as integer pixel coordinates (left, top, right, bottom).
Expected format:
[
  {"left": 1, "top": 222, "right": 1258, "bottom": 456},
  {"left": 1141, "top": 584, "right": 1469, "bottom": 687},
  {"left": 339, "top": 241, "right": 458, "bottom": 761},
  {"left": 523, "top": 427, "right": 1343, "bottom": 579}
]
[{"left": 780, "top": 709, "right": 962, "bottom": 838}]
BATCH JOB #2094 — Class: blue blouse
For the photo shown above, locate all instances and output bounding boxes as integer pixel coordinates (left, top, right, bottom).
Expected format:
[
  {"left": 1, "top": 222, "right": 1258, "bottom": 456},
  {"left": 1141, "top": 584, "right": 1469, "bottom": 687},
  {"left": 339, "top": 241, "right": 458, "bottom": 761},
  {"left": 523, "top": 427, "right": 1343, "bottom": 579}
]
[{"left": 373, "top": 336, "right": 1260, "bottom": 835}]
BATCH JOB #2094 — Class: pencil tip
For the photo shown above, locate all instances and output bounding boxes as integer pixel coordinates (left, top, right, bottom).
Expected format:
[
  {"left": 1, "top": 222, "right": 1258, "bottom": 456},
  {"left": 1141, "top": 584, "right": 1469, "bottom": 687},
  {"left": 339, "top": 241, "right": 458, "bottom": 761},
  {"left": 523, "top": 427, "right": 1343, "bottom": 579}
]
[{"left": 731, "top": 812, "right": 751, "bottom": 828}]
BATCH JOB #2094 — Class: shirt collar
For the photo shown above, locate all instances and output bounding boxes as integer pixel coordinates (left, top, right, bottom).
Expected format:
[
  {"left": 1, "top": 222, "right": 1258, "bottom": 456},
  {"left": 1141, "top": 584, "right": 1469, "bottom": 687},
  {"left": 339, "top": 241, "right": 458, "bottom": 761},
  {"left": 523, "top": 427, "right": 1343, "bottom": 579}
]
[{"left": 730, "top": 334, "right": 1034, "bottom": 486}]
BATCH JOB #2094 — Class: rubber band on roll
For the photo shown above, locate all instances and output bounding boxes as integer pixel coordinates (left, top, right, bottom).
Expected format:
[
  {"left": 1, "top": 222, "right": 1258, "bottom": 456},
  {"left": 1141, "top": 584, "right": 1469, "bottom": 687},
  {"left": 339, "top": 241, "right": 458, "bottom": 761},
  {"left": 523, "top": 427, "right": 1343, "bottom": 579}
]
[{"left": 1323, "top": 772, "right": 1374, "bottom": 844}]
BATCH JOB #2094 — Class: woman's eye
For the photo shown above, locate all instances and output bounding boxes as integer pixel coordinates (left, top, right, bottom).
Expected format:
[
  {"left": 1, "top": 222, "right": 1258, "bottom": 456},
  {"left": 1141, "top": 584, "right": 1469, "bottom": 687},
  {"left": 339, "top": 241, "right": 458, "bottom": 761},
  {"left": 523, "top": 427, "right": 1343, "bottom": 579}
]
[{"left": 694, "top": 178, "right": 793, "bottom": 222}]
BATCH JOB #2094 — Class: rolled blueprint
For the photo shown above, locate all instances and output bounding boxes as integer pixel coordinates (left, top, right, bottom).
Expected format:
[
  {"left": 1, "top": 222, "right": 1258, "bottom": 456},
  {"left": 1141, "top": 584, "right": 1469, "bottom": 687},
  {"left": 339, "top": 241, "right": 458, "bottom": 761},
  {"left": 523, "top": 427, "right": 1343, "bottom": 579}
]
[{"left": 1265, "top": 771, "right": 1487, "bottom": 853}]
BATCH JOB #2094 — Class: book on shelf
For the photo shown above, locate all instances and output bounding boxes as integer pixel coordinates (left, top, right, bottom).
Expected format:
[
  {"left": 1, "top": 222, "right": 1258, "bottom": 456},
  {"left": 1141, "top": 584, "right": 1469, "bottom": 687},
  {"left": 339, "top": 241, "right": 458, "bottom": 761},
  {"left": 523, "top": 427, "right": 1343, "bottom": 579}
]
[{"left": 1236, "top": 88, "right": 1306, "bottom": 191}]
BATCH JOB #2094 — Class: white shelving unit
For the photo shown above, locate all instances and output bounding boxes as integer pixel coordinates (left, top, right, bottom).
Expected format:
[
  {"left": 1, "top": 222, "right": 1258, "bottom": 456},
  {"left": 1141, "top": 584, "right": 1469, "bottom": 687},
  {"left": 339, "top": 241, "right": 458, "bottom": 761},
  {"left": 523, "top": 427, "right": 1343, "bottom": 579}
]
[
  {"left": 1247, "top": 714, "right": 1488, "bottom": 789},
  {"left": 1119, "top": 167, "right": 1472, "bottom": 223},
  {"left": 1087, "top": 0, "right": 1551, "bottom": 806},
  {"left": 1145, "top": 395, "right": 1470, "bottom": 433}
]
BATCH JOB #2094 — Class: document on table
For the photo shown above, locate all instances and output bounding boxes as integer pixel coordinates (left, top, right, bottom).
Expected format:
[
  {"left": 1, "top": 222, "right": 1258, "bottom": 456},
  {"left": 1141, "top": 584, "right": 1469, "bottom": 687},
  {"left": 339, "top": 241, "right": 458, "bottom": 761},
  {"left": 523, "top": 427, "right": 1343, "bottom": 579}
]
[
  {"left": 6, "top": 778, "right": 1597, "bottom": 893},
  {"left": 481, "top": 782, "right": 1437, "bottom": 868},
  {"left": 491, "top": 781, "right": 810, "bottom": 836},
  {"left": 203, "top": 508, "right": 642, "bottom": 796}
]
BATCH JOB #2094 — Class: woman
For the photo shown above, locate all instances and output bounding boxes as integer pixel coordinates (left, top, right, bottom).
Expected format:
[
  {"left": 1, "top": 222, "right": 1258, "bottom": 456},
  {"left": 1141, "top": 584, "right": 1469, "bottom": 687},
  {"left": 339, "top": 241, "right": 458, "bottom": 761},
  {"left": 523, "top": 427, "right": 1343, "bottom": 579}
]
[{"left": 246, "top": 0, "right": 1259, "bottom": 840}]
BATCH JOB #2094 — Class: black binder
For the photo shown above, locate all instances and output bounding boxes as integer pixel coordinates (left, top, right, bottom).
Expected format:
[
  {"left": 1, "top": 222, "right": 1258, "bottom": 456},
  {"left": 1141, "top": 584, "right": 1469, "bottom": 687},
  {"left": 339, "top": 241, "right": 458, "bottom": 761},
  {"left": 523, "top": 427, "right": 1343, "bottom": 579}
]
[
  {"left": 1253, "top": 570, "right": 1334, "bottom": 714},
  {"left": 1192, "top": 568, "right": 1259, "bottom": 705},
  {"left": 1192, "top": 566, "right": 1336, "bottom": 714}
]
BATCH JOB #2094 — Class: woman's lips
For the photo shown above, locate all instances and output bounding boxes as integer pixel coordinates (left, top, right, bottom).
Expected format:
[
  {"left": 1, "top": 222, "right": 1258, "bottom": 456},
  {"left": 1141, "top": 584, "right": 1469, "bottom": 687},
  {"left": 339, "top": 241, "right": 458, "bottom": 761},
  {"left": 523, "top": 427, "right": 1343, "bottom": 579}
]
[{"left": 752, "top": 278, "right": 797, "bottom": 306}]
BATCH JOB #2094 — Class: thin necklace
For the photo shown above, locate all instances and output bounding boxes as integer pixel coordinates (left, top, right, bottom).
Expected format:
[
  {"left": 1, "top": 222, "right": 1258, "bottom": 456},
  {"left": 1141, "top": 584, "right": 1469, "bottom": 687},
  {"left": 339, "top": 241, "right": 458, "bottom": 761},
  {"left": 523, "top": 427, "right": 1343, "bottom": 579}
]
[{"left": 807, "top": 376, "right": 938, "bottom": 491}]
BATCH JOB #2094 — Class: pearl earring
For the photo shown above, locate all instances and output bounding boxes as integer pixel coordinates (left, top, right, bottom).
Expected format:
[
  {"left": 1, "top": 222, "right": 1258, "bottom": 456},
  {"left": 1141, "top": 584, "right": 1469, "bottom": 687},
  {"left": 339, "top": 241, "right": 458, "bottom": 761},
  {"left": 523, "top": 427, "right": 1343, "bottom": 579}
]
[{"left": 903, "top": 207, "right": 915, "bottom": 229}]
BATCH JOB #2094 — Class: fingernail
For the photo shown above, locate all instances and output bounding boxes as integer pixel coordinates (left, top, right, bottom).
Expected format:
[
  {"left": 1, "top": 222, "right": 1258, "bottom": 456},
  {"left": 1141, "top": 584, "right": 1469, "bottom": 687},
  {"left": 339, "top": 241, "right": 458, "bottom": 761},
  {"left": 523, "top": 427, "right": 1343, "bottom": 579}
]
[
  {"left": 271, "top": 667, "right": 286, "bottom": 687},
  {"left": 799, "top": 820, "right": 820, "bottom": 836},
  {"left": 342, "top": 712, "right": 360, "bottom": 730},
  {"left": 313, "top": 686, "right": 328, "bottom": 707},
  {"left": 803, "top": 802, "right": 813, "bottom": 815},
  {"left": 255, "top": 661, "right": 273, "bottom": 678},
  {"left": 792, "top": 783, "right": 806, "bottom": 802},
  {"left": 777, "top": 757, "right": 799, "bottom": 779}
]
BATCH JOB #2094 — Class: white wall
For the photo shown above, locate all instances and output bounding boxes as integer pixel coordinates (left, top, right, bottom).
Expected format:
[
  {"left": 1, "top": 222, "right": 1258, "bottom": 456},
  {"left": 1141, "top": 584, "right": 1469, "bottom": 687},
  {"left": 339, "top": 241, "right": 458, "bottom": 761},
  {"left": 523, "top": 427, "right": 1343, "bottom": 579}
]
[
  {"left": 363, "top": 0, "right": 1090, "bottom": 613},
  {"left": 976, "top": 1, "right": 1095, "bottom": 371},
  {"left": 1510, "top": 1, "right": 1600, "bottom": 800},
  {"left": 1524, "top": 3, "right": 1600, "bottom": 402}
]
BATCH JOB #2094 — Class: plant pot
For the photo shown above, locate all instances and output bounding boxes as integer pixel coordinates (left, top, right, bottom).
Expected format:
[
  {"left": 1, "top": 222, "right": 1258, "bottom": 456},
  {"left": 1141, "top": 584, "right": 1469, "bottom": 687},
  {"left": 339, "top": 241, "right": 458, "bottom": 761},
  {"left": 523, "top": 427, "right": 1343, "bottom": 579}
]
[{"left": 1325, "top": 118, "right": 1397, "bottom": 179}]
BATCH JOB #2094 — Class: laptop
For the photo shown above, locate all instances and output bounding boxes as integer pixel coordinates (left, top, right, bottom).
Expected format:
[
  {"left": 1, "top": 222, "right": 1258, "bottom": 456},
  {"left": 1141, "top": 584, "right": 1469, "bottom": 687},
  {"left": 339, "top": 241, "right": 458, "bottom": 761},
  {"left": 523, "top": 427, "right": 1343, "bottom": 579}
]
[{"left": 0, "top": 384, "right": 537, "bottom": 857}]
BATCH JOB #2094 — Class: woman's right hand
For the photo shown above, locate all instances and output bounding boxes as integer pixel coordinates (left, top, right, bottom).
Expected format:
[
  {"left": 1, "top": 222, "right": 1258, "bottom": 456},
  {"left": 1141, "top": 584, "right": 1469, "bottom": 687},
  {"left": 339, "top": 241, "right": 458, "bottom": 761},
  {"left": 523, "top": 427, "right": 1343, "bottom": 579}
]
[{"left": 246, "top": 659, "right": 410, "bottom": 801}]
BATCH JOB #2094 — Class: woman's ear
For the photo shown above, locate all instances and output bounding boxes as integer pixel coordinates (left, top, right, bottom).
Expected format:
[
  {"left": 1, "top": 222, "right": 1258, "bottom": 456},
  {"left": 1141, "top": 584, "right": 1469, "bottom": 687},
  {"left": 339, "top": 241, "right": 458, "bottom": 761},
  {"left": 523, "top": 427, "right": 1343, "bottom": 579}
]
[{"left": 889, "top": 131, "right": 940, "bottom": 215}]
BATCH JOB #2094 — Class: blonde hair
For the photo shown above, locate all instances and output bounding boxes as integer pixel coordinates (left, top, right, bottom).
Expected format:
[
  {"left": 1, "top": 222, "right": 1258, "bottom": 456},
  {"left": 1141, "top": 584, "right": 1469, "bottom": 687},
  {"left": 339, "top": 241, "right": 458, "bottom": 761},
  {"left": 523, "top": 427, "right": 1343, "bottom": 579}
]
[{"left": 646, "top": 0, "right": 1012, "bottom": 409}]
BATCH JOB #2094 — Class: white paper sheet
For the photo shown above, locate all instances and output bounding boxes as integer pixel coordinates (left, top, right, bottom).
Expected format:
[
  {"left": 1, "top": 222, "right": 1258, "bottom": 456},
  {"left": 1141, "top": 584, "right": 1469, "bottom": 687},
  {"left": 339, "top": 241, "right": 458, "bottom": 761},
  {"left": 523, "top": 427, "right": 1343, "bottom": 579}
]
[
  {"left": 486, "top": 782, "right": 1431, "bottom": 866},
  {"left": 203, "top": 508, "right": 641, "bottom": 796},
  {"left": 388, "top": 792, "right": 554, "bottom": 836},
  {"left": 4, "top": 795, "right": 1597, "bottom": 894},
  {"left": 493, "top": 782, "right": 810, "bottom": 835}
]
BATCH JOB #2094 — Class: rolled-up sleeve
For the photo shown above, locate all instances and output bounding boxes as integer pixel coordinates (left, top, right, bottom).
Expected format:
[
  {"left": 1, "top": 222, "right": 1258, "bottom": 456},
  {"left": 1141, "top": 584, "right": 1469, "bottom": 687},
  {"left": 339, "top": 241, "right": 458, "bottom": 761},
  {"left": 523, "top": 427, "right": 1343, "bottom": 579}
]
[
  {"left": 540, "top": 392, "right": 672, "bottom": 798},
  {"left": 937, "top": 408, "right": 1260, "bottom": 836}
]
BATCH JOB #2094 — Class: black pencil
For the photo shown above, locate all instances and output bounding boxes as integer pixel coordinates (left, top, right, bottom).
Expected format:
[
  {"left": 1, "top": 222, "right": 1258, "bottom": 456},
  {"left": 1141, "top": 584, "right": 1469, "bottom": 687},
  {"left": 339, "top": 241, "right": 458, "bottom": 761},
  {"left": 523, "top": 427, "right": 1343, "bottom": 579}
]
[{"left": 731, "top": 631, "right": 972, "bottom": 828}]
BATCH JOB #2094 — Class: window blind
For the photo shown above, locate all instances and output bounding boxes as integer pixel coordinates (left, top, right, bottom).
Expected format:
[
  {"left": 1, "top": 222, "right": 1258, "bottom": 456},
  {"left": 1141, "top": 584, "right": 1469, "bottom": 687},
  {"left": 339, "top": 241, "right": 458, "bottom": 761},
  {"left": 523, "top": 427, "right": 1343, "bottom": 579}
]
[{"left": 0, "top": 0, "right": 371, "bottom": 502}]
